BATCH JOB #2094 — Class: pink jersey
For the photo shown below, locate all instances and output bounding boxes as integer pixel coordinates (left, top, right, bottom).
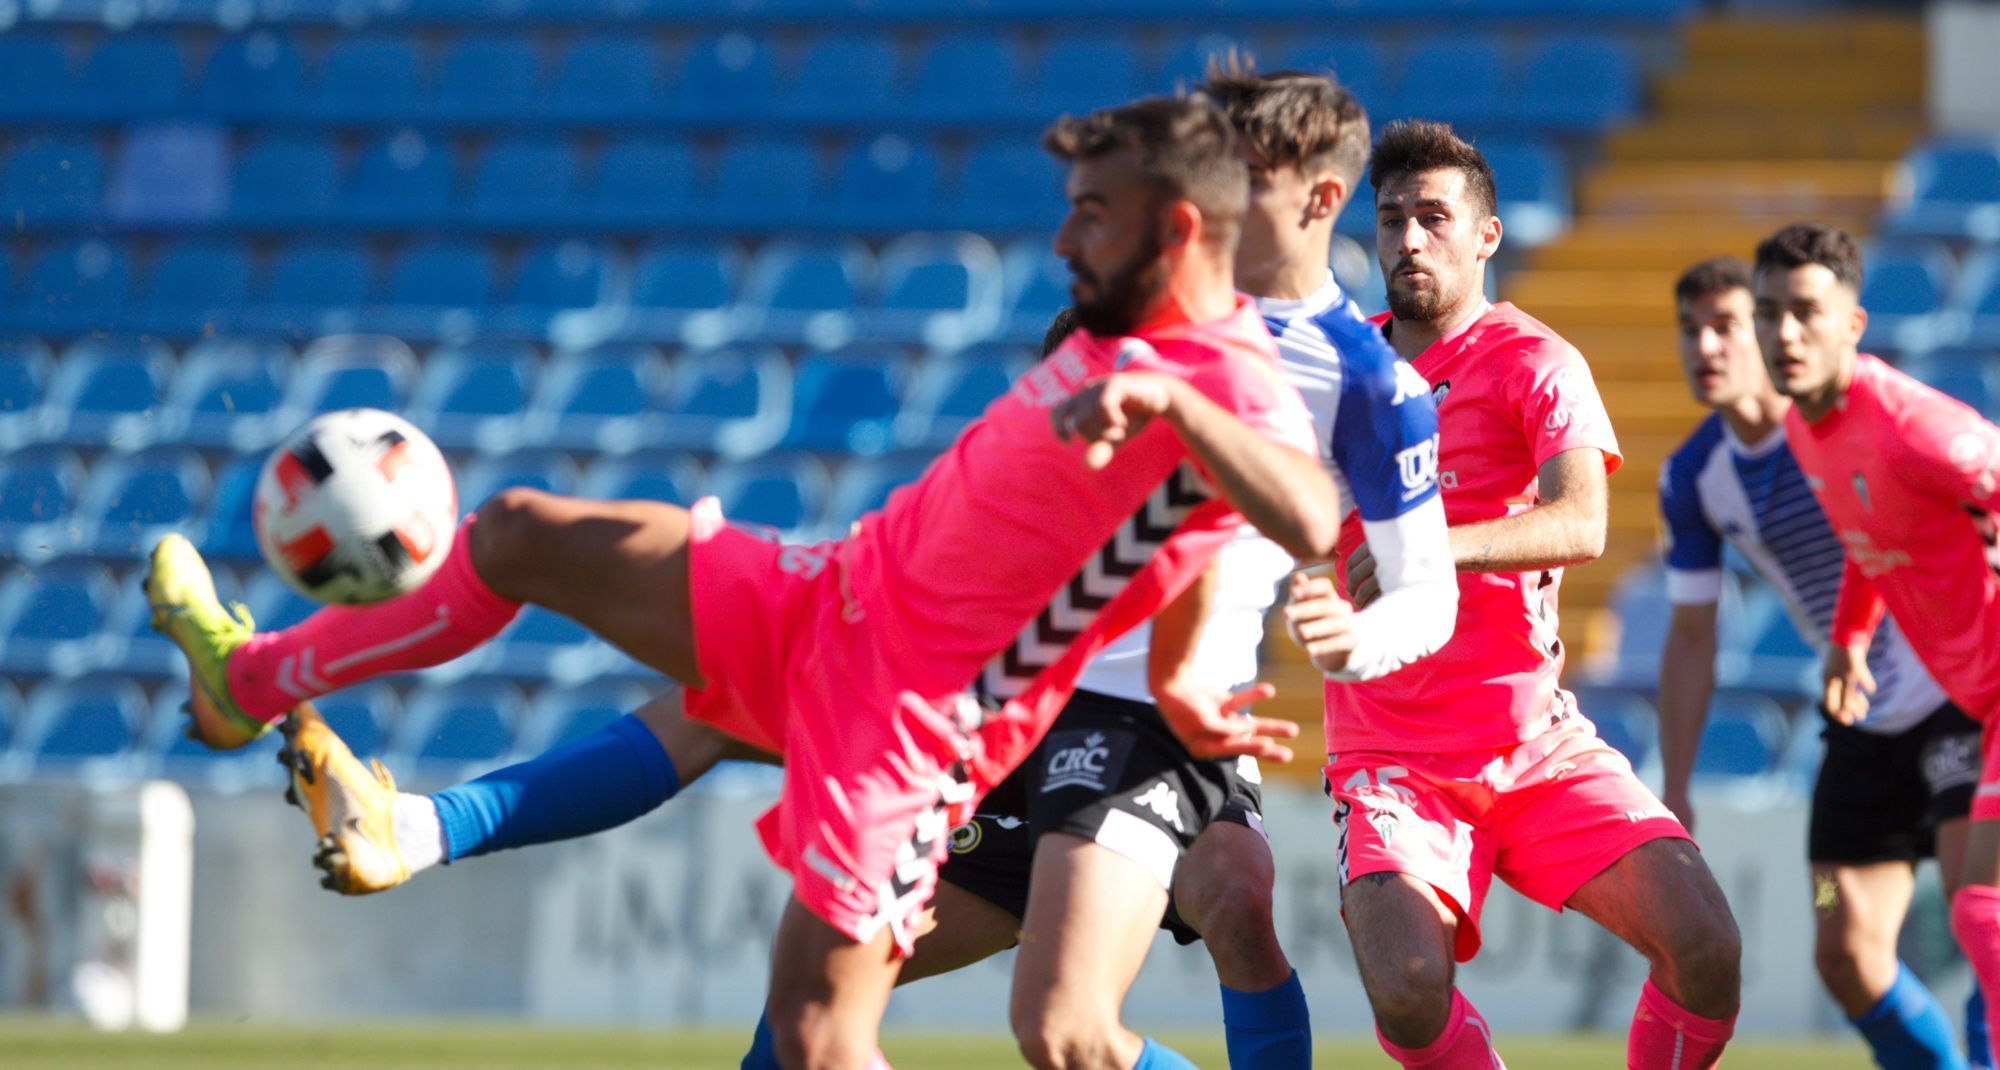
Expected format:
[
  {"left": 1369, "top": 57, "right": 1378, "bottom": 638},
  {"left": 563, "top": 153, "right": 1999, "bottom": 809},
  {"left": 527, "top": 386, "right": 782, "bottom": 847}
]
[
  {"left": 1785, "top": 354, "right": 2000, "bottom": 722},
  {"left": 1326, "top": 303, "right": 1623, "bottom": 753},
  {"left": 841, "top": 297, "right": 1317, "bottom": 779}
]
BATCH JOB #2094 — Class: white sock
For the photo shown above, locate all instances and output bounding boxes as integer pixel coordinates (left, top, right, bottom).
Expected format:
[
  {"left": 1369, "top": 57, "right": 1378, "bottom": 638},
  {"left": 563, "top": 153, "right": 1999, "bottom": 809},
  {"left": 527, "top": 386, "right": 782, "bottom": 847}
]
[{"left": 391, "top": 794, "right": 447, "bottom": 875}]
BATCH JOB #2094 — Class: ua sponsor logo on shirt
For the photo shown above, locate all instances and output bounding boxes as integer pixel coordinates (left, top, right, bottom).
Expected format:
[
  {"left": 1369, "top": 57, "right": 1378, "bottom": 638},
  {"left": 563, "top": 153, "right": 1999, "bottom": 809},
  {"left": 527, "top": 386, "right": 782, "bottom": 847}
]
[{"left": 1395, "top": 436, "right": 1442, "bottom": 501}]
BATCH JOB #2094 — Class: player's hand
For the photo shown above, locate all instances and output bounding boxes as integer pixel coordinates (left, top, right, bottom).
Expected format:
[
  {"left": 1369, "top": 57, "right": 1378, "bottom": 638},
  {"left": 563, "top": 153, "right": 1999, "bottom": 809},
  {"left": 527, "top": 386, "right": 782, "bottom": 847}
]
[
  {"left": 1822, "top": 642, "right": 1876, "bottom": 726},
  {"left": 1284, "top": 573, "right": 1360, "bottom": 676},
  {"left": 1342, "top": 542, "right": 1381, "bottom": 609},
  {"left": 1152, "top": 675, "right": 1297, "bottom": 763},
  {"left": 1051, "top": 372, "right": 1181, "bottom": 469},
  {"left": 1662, "top": 784, "right": 1696, "bottom": 835}
]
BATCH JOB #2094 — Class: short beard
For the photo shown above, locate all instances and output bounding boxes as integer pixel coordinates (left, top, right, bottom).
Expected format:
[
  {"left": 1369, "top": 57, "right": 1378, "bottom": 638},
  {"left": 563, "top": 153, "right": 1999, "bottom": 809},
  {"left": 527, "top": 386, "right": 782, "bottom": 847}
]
[
  {"left": 1071, "top": 231, "right": 1167, "bottom": 338},
  {"left": 1386, "top": 279, "right": 1454, "bottom": 324}
]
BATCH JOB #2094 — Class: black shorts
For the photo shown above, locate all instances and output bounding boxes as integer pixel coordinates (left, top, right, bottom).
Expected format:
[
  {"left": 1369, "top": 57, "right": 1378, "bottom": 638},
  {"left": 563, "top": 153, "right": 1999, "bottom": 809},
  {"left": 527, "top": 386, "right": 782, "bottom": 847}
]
[
  {"left": 936, "top": 688, "right": 1265, "bottom": 945},
  {"left": 1810, "top": 701, "right": 1981, "bottom": 865}
]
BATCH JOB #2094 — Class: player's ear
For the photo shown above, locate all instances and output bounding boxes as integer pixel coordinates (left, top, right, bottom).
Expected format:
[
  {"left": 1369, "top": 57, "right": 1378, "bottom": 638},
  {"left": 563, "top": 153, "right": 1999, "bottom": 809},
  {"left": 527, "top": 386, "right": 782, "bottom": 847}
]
[
  {"left": 1162, "top": 198, "right": 1201, "bottom": 253},
  {"left": 1477, "top": 213, "right": 1503, "bottom": 261},
  {"left": 1849, "top": 300, "right": 1868, "bottom": 346},
  {"left": 1308, "top": 176, "right": 1342, "bottom": 221}
]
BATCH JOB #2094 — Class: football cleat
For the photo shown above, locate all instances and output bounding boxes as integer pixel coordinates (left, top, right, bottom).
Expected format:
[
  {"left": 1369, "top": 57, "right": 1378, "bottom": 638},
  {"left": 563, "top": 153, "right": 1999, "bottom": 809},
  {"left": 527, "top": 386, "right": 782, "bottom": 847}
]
[
  {"left": 145, "top": 534, "right": 268, "bottom": 749},
  {"left": 278, "top": 701, "right": 410, "bottom": 896}
]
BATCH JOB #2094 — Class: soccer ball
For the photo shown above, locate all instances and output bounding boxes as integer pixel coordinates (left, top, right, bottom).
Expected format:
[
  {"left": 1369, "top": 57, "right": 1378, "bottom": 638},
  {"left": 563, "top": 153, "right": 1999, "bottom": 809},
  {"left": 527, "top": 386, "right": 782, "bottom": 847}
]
[{"left": 254, "top": 409, "right": 459, "bottom": 605}]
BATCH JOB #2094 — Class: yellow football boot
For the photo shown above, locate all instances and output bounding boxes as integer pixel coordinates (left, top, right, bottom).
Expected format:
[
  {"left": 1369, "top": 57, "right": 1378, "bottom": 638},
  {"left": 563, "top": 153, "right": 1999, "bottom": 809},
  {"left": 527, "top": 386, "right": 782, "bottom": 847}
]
[
  {"left": 144, "top": 534, "right": 268, "bottom": 749},
  {"left": 278, "top": 701, "right": 410, "bottom": 896}
]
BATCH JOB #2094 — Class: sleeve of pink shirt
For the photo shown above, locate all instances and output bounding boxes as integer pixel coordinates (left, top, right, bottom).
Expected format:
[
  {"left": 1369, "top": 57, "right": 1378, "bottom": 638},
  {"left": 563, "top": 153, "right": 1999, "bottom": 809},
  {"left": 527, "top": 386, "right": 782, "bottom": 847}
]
[
  {"left": 1515, "top": 339, "right": 1624, "bottom": 475},
  {"left": 1830, "top": 555, "right": 1888, "bottom": 650},
  {"left": 1177, "top": 351, "right": 1320, "bottom": 458},
  {"left": 1900, "top": 395, "right": 2000, "bottom": 513}
]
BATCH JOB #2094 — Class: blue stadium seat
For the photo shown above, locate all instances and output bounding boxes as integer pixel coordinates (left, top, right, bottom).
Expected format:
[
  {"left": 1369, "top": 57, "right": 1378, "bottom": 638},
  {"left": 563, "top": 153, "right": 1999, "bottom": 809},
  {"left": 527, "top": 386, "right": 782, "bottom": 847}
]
[
  {"left": 674, "top": 32, "right": 775, "bottom": 120},
  {"left": 488, "top": 607, "right": 604, "bottom": 683},
  {"left": 744, "top": 241, "right": 871, "bottom": 344},
  {"left": 279, "top": 336, "right": 417, "bottom": 419},
  {"left": 510, "top": 241, "right": 608, "bottom": 312},
  {"left": 201, "top": 34, "right": 305, "bottom": 120},
  {"left": 578, "top": 451, "right": 703, "bottom": 506},
  {"left": 527, "top": 345, "right": 669, "bottom": 452},
  {"left": 784, "top": 36, "right": 899, "bottom": 122},
  {"left": 314, "top": 684, "right": 399, "bottom": 761},
  {"left": 400, "top": 681, "right": 527, "bottom": 773},
  {"left": 1885, "top": 140, "right": 2000, "bottom": 242},
  {"left": 1860, "top": 242, "right": 1953, "bottom": 355},
  {"left": 1399, "top": 38, "right": 1508, "bottom": 128},
  {"left": 1599, "top": 565, "right": 1674, "bottom": 687},
  {"left": 0, "top": 39, "right": 71, "bottom": 122},
  {"left": 1482, "top": 140, "right": 1570, "bottom": 247},
  {"left": 197, "top": 454, "right": 266, "bottom": 564},
  {"left": 832, "top": 135, "right": 940, "bottom": 230},
  {"left": 1279, "top": 39, "right": 1388, "bottom": 116},
  {"left": 144, "top": 241, "right": 253, "bottom": 334},
  {"left": 627, "top": 240, "right": 740, "bottom": 341},
  {"left": 456, "top": 450, "right": 581, "bottom": 510},
  {"left": 166, "top": 340, "right": 292, "bottom": 448},
  {"left": 74, "top": 37, "right": 184, "bottom": 120},
  {"left": 43, "top": 336, "right": 171, "bottom": 448},
  {"left": 345, "top": 132, "right": 454, "bottom": 226},
  {"left": 1696, "top": 691, "right": 1788, "bottom": 778},
  {"left": 1518, "top": 36, "right": 1637, "bottom": 131},
  {"left": 709, "top": 138, "right": 822, "bottom": 229},
  {"left": 1, "top": 140, "right": 102, "bottom": 228},
  {"left": 551, "top": 36, "right": 660, "bottom": 120},
  {"left": 469, "top": 137, "right": 579, "bottom": 226},
  {"left": 1033, "top": 39, "right": 1141, "bottom": 116},
  {"left": 999, "top": 242, "right": 1070, "bottom": 344},
  {"left": 864, "top": 233, "right": 1003, "bottom": 347},
  {"left": 589, "top": 137, "right": 696, "bottom": 228},
  {"left": 1913, "top": 362, "right": 1996, "bottom": 417},
  {"left": 230, "top": 137, "right": 339, "bottom": 226},
  {"left": 823, "top": 453, "right": 930, "bottom": 533},
  {"left": 315, "top": 36, "right": 422, "bottom": 121},
  {"left": 244, "top": 572, "right": 318, "bottom": 633},
  {"left": 711, "top": 455, "right": 831, "bottom": 536},
  {"left": 654, "top": 346, "right": 791, "bottom": 457},
  {"left": 0, "top": 338, "right": 52, "bottom": 451},
  {"left": 409, "top": 341, "right": 539, "bottom": 451},
  {"left": 0, "top": 562, "right": 113, "bottom": 677},
  {"left": 436, "top": 36, "right": 541, "bottom": 122},
  {"left": 379, "top": 243, "right": 496, "bottom": 335},
  {"left": 20, "top": 678, "right": 144, "bottom": 766},
  {"left": 896, "top": 346, "right": 1026, "bottom": 450},
  {"left": 520, "top": 681, "right": 652, "bottom": 755},
  {"left": 262, "top": 243, "right": 376, "bottom": 331},
  {"left": 22, "top": 239, "right": 131, "bottom": 334},
  {"left": 1571, "top": 688, "right": 1659, "bottom": 768},
  {"left": 144, "top": 682, "right": 282, "bottom": 777},
  {"left": 909, "top": 37, "right": 1021, "bottom": 122},
  {"left": 780, "top": 347, "right": 907, "bottom": 455},
  {"left": 74, "top": 449, "right": 210, "bottom": 559},
  {"left": 0, "top": 680, "right": 18, "bottom": 753},
  {"left": 0, "top": 447, "right": 85, "bottom": 561},
  {"left": 1951, "top": 250, "right": 2000, "bottom": 349},
  {"left": 957, "top": 139, "right": 1063, "bottom": 231}
]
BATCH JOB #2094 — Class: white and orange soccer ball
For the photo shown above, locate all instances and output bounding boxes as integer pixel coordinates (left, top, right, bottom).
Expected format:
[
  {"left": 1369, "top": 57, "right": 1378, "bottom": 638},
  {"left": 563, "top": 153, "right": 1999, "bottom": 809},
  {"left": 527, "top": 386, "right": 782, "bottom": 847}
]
[{"left": 253, "top": 409, "right": 458, "bottom": 605}]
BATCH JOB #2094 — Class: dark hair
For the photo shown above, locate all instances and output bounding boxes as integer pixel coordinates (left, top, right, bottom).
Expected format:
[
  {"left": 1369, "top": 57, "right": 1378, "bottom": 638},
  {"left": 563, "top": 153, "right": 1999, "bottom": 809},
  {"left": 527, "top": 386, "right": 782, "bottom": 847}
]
[
  {"left": 1367, "top": 119, "right": 1497, "bottom": 219},
  {"left": 1042, "top": 307, "right": 1079, "bottom": 356},
  {"left": 1042, "top": 94, "right": 1247, "bottom": 249},
  {"left": 1674, "top": 257, "right": 1754, "bottom": 304},
  {"left": 1753, "top": 222, "right": 1864, "bottom": 293},
  {"left": 1197, "top": 50, "right": 1370, "bottom": 196}
]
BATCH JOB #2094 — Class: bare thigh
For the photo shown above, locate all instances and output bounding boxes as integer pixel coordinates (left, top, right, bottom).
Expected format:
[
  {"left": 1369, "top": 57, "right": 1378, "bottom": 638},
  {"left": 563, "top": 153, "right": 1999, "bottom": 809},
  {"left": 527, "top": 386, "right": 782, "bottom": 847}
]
[
  {"left": 1808, "top": 859, "right": 1915, "bottom": 1016},
  {"left": 1566, "top": 838, "right": 1741, "bottom": 1018},
  {"left": 899, "top": 880, "right": 1022, "bottom": 985},
  {"left": 765, "top": 897, "right": 903, "bottom": 1070}
]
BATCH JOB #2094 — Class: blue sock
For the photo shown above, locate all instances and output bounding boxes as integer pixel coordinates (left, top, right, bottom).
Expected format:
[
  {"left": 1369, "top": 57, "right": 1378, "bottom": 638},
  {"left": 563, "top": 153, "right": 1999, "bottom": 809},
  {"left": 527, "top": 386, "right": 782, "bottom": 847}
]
[
  {"left": 1849, "top": 963, "right": 1965, "bottom": 1070},
  {"left": 1219, "top": 970, "right": 1311, "bottom": 1070},
  {"left": 429, "top": 714, "right": 680, "bottom": 861},
  {"left": 742, "top": 1011, "right": 779, "bottom": 1070},
  {"left": 1970, "top": 988, "right": 1992, "bottom": 1069},
  {"left": 1133, "top": 1038, "right": 1198, "bottom": 1070}
]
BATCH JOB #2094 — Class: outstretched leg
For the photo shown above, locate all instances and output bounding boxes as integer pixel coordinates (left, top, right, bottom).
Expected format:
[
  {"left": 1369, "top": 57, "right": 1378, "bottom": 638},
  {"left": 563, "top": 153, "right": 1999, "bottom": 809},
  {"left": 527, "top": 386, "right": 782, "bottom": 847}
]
[{"left": 1175, "top": 818, "right": 1310, "bottom": 1070}]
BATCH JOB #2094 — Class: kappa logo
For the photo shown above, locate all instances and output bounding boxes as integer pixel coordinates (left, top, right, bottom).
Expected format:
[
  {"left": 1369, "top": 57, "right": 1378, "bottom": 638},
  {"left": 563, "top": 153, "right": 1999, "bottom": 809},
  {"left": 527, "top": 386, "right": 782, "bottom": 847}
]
[
  {"left": 1133, "top": 781, "right": 1185, "bottom": 832},
  {"left": 1390, "top": 361, "right": 1433, "bottom": 406},
  {"left": 1045, "top": 731, "right": 1114, "bottom": 791}
]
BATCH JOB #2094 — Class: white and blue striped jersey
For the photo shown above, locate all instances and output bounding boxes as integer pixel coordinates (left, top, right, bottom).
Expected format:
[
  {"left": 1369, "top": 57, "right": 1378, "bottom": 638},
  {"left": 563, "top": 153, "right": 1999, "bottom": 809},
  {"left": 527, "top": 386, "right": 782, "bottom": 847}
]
[
  {"left": 1078, "top": 275, "right": 1456, "bottom": 702},
  {"left": 1660, "top": 414, "right": 1947, "bottom": 734}
]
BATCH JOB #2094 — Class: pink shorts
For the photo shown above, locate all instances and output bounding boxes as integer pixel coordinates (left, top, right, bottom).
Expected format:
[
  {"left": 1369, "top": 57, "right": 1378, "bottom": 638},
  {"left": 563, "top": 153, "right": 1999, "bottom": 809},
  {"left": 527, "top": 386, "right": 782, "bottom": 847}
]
[
  {"left": 680, "top": 499, "right": 978, "bottom": 956},
  {"left": 1972, "top": 718, "right": 2000, "bottom": 821},
  {"left": 1326, "top": 713, "right": 1690, "bottom": 962}
]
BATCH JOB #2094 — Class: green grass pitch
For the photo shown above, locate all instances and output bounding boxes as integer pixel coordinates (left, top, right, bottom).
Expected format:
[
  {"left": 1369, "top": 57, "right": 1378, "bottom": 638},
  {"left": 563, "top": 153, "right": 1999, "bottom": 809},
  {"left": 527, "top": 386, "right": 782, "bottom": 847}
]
[{"left": 0, "top": 1018, "right": 1881, "bottom": 1068}]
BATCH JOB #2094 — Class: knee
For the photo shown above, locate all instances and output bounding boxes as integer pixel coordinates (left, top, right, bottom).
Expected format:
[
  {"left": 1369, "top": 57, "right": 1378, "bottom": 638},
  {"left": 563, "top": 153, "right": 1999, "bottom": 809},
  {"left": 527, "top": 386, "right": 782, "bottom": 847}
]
[
  {"left": 1663, "top": 910, "right": 1744, "bottom": 1001},
  {"left": 1360, "top": 952, "right": 1456, "bottom": 1041},
  {"left": 1182, "top": 862, "right": 1285, "bottom": 982},
  {"left": 1011, "top": 1000, "right": 1119, "bottom": 1070},
  {"left": 770, "top": 1014, "right": 873, "bottom": 1070},
  {"left": 1812, "top": 931, "right": 1871, "bottom": 1000},
  {"left": 471, "top": 487, "right": 561, "bottom": 575}
]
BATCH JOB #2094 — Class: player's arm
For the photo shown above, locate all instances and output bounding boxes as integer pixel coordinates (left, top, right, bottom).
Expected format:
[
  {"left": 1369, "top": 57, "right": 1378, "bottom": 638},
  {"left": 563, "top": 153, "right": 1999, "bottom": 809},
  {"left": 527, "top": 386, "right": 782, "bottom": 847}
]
[
  {"left": 1145, "top": 558, "right": 1292, "bottom": 763},
  {"left": 1447, "top": 447, "right": 1609, "bottom": 572},
  {"left": 1654, "top": 452, "right": 1729, "bottom": 830},
  {"left": 1053, "top": 372, "right": 1342, "bottom": 560},
  {"left": 1823, "top": 555, "right": 1883, "bottom": 726}
]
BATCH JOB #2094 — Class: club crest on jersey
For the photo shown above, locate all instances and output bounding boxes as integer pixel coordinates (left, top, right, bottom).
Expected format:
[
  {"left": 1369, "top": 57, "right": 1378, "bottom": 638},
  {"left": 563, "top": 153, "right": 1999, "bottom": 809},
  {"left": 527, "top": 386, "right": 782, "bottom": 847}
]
[
  {"left": 1113, "top": 338, "right": 1160, "bottom": 371},
  {"left": 947, "top": 820, "right": 982, "bottom": 855},
  {"left": 1429, "top": 380, "right": 1452, "bottom": 408},
  {"left": 1368, "top": 810, "right": 1399, "bottom": 847},
  {"left": 1851, "top": 472, "right": 1871, "bottom": 511}
]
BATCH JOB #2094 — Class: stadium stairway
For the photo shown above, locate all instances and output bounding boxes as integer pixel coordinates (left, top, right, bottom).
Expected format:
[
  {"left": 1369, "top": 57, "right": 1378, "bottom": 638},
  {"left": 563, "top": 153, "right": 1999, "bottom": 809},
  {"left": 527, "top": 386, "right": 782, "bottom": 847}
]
[{"left": 1256, "top": 14, "right": 1927, "bottom": 776}]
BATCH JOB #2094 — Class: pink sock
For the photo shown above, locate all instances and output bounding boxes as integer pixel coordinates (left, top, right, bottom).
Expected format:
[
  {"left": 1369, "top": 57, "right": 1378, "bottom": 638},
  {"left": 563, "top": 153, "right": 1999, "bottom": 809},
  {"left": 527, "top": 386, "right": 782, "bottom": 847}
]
[
  {"left": 1628, "top": 978, "right": 1734, "bottom": 1069},
  {"left": 1376, "top": 989, "right": 1505, "bottom": 1069},
  {"left": 1951, "top": 885, "right": 2000, "bottom": 1043},
  {"left": 228, "top": 517, "right": 521, "bottom": 721}
]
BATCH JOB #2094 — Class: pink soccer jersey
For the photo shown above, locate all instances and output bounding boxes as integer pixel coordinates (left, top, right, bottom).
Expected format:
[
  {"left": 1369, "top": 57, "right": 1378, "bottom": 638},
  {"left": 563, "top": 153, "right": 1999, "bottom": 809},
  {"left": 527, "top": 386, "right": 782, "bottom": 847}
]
[
  {"left": 1786, "top": 354, "right": 2000, "bottom": 723},
  {"left": 1326, "top": 303, "right": 1624, "bottom": 753}
]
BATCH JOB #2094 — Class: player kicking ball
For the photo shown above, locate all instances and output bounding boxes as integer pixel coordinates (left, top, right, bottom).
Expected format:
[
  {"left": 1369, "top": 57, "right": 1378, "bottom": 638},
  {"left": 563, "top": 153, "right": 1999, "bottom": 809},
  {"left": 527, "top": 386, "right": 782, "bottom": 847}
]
[
  {"left": 149, "top": 94, "right": 1342, "bottom": 1070},
  {"left": 1283, "top": 120, "right": 1744, "bottom": 1068},
  {"left": 1754, "top": 222, "right": 2000, "bottom": 1059},
  {"left": 1657, "top": 254, "right": 1988, "bottom": 1069}
]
